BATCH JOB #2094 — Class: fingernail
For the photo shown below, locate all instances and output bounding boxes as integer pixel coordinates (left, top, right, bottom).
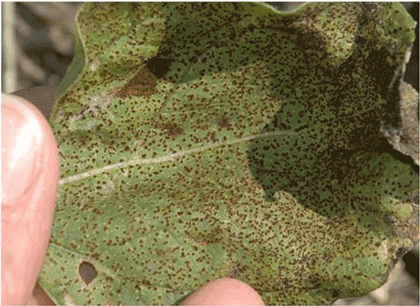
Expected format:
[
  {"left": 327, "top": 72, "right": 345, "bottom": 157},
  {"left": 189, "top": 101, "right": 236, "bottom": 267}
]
[{"left": 1, "top": 94, "right": 43, "bottom": 205}]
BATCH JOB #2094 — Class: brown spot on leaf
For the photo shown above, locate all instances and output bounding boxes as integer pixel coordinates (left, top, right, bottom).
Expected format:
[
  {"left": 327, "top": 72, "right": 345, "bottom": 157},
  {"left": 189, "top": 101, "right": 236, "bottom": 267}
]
[
  {"left": 110, "top": 67, "right": 157, "bottom": 99},
  {"left": 158, "top": 122, "right": 184, "bottom": 138},
  {"left": 217, "top": 116, "right": 230, "bottom": 129}
]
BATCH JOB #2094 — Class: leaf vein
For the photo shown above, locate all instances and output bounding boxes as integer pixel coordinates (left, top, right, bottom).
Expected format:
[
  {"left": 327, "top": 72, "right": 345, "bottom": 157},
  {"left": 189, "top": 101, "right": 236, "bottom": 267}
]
[{"left": 58, "top": 129, "right": 299, "bottom": 186}]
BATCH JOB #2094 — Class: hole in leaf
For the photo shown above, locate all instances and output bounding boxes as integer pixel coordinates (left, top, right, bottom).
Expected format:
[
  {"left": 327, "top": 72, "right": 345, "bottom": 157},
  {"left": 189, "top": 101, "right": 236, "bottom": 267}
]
[
  {"left": 145, "top": 54, "right": 174, "bottom": 79},
  {"left": 78, "top": 261, "right": 97, "bottom": 285}
]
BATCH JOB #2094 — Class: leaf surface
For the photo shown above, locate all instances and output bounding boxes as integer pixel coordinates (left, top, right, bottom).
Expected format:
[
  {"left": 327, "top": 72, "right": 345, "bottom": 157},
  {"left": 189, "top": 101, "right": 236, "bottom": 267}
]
[{"left": 40, "top": 3, "right": 418, "bottom": 305}]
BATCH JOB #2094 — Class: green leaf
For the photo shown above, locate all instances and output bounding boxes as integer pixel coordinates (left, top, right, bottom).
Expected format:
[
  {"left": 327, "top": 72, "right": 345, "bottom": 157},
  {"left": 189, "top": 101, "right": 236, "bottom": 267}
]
[{"left": 40, "top": 3, "right": 418, "bottom": 305}]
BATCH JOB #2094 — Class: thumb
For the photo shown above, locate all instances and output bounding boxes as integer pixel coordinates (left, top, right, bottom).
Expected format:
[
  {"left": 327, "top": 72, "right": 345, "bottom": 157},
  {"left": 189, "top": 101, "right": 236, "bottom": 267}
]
[{"left": 2, "top": 94, "right": 59, "bottom": 305}]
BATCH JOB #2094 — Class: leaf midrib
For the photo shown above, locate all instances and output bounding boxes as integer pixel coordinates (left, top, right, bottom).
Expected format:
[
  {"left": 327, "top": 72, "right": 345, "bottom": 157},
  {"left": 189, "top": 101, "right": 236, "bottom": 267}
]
[{"left": 58, "top": 129, "right": 301, "bottom": 186}]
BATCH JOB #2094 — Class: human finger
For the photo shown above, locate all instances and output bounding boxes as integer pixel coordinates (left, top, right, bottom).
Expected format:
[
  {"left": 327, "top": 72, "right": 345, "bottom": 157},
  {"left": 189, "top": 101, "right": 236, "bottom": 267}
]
[
  {"left": 181, "top": 278, "right": 265, "bottom": 305},
  {"left": 1, "top": 93, "right": 59, "bottom": 305}
]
